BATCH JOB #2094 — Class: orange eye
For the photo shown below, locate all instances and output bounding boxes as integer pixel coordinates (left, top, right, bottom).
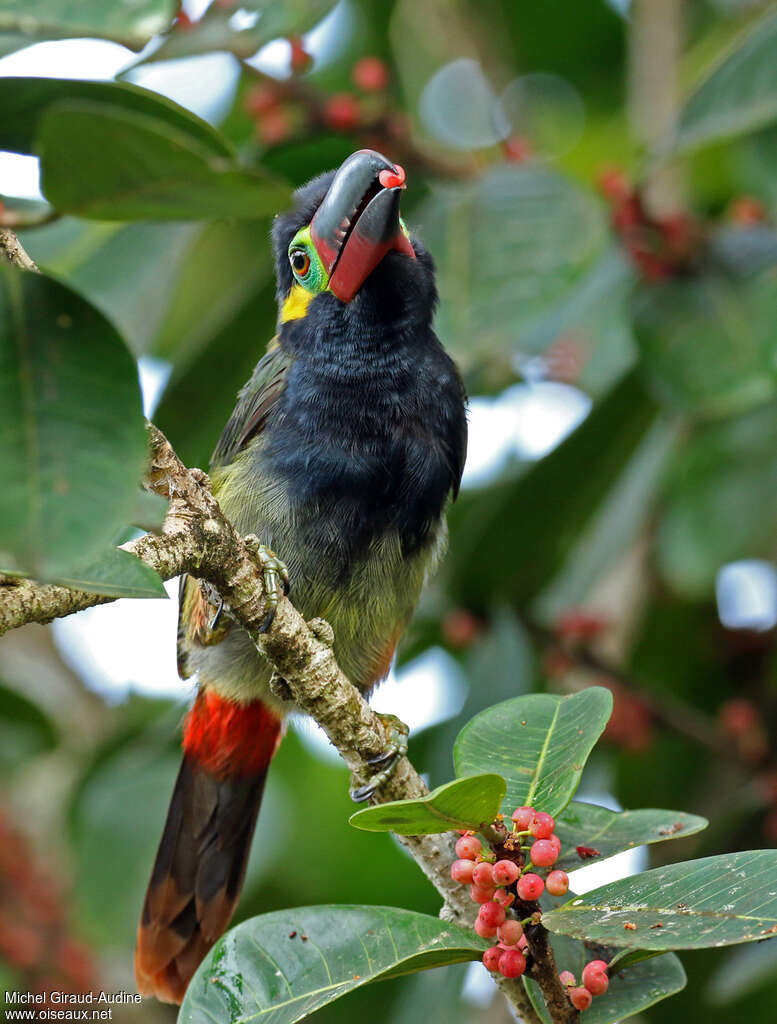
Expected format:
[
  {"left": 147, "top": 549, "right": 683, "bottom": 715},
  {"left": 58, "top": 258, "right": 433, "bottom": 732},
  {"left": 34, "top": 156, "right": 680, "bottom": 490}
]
[{"left": 290, "top": 249, "right": 310, "bottom": 277}]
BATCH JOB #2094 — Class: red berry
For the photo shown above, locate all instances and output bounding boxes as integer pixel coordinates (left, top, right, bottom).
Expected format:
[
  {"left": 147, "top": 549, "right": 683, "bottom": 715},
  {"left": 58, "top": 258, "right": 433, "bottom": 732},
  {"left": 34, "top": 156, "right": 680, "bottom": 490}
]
[
  {"left": 472, "top": 862, "right": 495, "bottom": 888},
  {"left": 546, "top": 870, "right": 569, "bottom": 897},
  {"left": 498, "top": 948, "right": 526, "bottom": 978},
  {"left": 569, "top": 987, "right": 593, "bottom": 1011},
  {"left": 442, "top": 609, "right": 482, "bottom": 649},
  {"left": 517, "top": 873, "right": 544, "bottom": 901},
  {"left": 492, "top": 859, "right": 520, "bottom": 886},
  {"left": 502, "top": 135, "right": 532, "bottom": 163},
  {"left": 559, "top": 970, "right": 576, "bottom": 988},
  {"left": 530, "top": 839, "right": 558, "bottom": 867},
  {"left": 530, "top": 812, "right": 555, "bottom": 839},
  {"left": 257, "top": 109, "right": 291, "bottom": 145},
  {"left": 719, "top": 698, "right": 760, "bottom": 737},
  {"left": 478, "top": 901, "right": 506, "bottom": 929},
  {"left": 497, "top": 919, "right": 523, "bottom": 946},
  {"left": 548, "top": 834, "right": 562, "bottom": 854},
  {"left": 451, "top": 859, "right": 476, "bottom": 884},
  {"left": 324, "top": 93, "right": 360, "bottom": 132},
  {"left": 352, "top": 56, "right": 390, "bottom": 93},
  {"left": 556, "top": 608, "right": 609, "bottom": 640},
  {"left": 243, "top": 84, "right": 280, "bottom": 117},
  {"left": 469, "top": 884, "right": 496, "bottom": 904},
  {"left": 511, "top": 807, "right": 534, "bottom": 830},
  {"left": 493, "top": 888, "right": 515, "bottom": 908},
  {"left": 483, "top": 946, "right": 502, "bottom": 971},
  {"left": 729, "top": 195, "right": 767, "bottom": 226},
  {"left": 289, "top": 36, "right": 312, "bottom": 74},
  {"left": 582, "top": 961, "right": 609, "bottom": 996},
  {"left": 596, "top": 165, "right": 631, "bottom": 203},
  {"left": 474, "top": 915, "right": 498, "bottom": 938},
  {"left": 455, "top": 835, "right": 482, "bottom": 861}
]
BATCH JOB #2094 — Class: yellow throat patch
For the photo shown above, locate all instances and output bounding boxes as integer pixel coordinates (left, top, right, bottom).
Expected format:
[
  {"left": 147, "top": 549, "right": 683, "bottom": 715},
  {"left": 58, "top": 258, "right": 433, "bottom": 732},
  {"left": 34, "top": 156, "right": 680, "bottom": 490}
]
[{"left": 280, "top": 283, "right": 314, "bottom": 323}]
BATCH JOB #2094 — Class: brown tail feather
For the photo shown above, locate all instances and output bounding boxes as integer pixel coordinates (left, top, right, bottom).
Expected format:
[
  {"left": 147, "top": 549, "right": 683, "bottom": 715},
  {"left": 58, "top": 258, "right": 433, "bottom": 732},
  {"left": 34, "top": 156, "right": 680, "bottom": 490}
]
[{"left": 135, "top": 694, "right": 282, "bottom": 1004}]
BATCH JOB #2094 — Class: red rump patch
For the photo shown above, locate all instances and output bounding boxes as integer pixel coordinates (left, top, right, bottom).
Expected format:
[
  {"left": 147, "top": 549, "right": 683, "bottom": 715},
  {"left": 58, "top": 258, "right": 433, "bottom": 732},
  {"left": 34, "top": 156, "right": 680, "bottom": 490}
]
[{"left": 183, "top": 691, "right": 282, "bottom": 779}]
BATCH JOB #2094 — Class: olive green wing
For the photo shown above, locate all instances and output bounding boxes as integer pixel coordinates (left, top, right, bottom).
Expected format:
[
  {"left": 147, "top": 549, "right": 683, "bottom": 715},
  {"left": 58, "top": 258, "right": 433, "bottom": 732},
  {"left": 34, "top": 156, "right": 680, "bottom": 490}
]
[
  {"left": 210, "top": 338, "right": 293, "bottom": 469},
  {"left": 177, "top": 340, "right": 293, "bottom": 678}
]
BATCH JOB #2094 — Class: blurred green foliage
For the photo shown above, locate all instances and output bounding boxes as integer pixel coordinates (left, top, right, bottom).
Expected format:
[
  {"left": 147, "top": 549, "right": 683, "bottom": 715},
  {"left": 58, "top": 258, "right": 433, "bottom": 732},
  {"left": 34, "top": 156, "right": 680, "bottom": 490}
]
[{"left": 2, "top": 0, "right": 777, "bottom": 1021}]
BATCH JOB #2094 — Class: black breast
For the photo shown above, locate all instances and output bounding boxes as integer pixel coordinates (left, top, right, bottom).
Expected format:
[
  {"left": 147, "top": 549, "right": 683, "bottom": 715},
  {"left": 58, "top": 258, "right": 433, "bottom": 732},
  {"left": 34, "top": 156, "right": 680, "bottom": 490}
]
[{"left": 265, "top": 308, "right": 466, "bottom": 576}]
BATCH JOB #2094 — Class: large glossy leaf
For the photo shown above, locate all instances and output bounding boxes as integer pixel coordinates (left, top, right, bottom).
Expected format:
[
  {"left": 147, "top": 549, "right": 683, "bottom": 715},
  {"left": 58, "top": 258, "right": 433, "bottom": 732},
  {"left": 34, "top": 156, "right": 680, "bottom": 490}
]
[
  {"left": 544, "top": 850, "right": 777, "bottom": 949},
  {"left": 633, "top": 272, "right": 777, "bottom": 418},
  {"left": 348, "top": 774, "right": 506, "bottom": 835},
  {"left": 657, "top": 402, "right": 777, "bottom": 596},
  {"left": 673, "top": 10, "right": 777, "bottom": 153},
  {"left": 524, "top": 891, "right": 686, "bottom": 1023},
  {"left": 0, "top": 77, "right": 232, "bottom": 159},
  {"left": 38, "top": 102, "right": 290, "bottom": 221},
  {"left": 154, "top": 280, "right": 279, "bottom": 469},
  {"left": 147, "top": 0, "right": 338, "bottom": 62},
  {"left": 22, "top": 218, "right": 201, "bottom": 356},
  {"left": 554, "top": 803, "right": 708, "bottom": 872},
  {"left": 178, "top": 906, "right": 486, "bottom": 1024},
  {"left": 453, "top": 688, "right": 612, "bottom": 818},
  {"left": 416, "top": 165, "right": 608, "bottom": 365},
  {"left": 0, "top": 0, "right": 175, "bottom": 52},
  {"left": 447, "top": 372, "right": 658, "bottom": 610},
  {"left": 0, "top": 266, "right": 147, "bottom": 581},
  {"left": 151, "top": 220, "right": 273, "bottom": 368},
  {"left": 52, "top": 546, "right": 167, "bottom": 599},
  {"left": 0, "top": 680, "right": 58, "bottom": 773}
]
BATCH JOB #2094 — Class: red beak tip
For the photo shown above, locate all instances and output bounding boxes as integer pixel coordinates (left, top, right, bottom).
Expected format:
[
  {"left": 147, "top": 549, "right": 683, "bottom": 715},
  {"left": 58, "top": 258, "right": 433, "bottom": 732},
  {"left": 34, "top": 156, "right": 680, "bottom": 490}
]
[{"left": 379, "top": 165, "right": 406, "bottom": 190}]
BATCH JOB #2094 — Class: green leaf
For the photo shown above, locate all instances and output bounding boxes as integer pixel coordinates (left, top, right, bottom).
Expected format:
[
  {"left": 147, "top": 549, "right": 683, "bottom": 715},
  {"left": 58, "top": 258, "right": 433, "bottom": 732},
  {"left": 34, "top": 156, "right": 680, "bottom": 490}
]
[
  {"left": 554, "top": 803, "right": 708, "bottom": 872},
  {"left": 0, "top": 0, "right": 175, "bottom": 52},
  {"left": 348, "top": 774, "right": 506, "bottom": 835},
  {"left": 0, "top": 266, "right": 148, "bottom": 582},
  {"left": 0, "top": 681, "right": 58, "bottom": 773},
  {"left": 0, "top": 77, "right": 232, "bottom": 159},
  {"left": 633, "top": 272, "right": 777, "bottom": 418},
  {"left": 416, "top": 165, "right": 608, "bottom": 366},
  {"left": 657, "top": 402, "right": 777, "bottom": 596},
  {"left": 453, "top": 688, "right": 613, "bottom": 818},
  {"left": 38, "top": 102, "right": 290, "bottom": 221},
  {"left": 22, "top": 218, "right": 201, "bottom": 357},
  {"left": 130, "top": 489, "right": 168, "bottom": 532},
  {"left": 178, "top": 906, "right": 486, "bottom": 1024},
  {"left": 151, "top": 220, "right": 273, "bottom": 367},
  {"left": 447, "top": 372, "right": 658, "bottom": 610},
  {"left": 154, "top": 279, "right": 279, "bottom": 469},
  {"left": 147, "top": 0, "right": 338, "bottom": 62},
  {"left": 52, "top": 546, "right": 167, "bottom": 599},
  {"left": 673, "top": 11, "right": 777, "bottom": 153},
  {"left": 543, "top": 850, "right": 777, "bottom": 949}
]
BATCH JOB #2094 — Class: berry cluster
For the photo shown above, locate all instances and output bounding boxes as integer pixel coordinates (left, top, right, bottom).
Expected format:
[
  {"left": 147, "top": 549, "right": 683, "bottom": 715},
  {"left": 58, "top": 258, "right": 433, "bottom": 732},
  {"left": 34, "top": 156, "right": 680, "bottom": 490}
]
[
  {"left": 450, "top": 806, "right": 569, "bottom": 980},
  {"left": 0, "top": 810, "right": 98, "bottom": 1006},
  {"left": 243, "top": 55, "right": 394, "bottom": 146},
  {"left": 596, "top": 166, "right": 697, "bottom": 281},
  {"left": 559, "top": 959, "right": 610, "bottom": 1011}
]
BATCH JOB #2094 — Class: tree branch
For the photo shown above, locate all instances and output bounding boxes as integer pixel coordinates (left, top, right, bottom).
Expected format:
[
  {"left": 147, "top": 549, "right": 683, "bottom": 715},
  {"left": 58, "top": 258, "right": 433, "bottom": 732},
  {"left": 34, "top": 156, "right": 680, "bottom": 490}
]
[
  {"left": 0, "top": 425, "right": 548, "bottom": 1023},
  {"left": 0, "top": 227, "right": 39, "bottom": 272}
]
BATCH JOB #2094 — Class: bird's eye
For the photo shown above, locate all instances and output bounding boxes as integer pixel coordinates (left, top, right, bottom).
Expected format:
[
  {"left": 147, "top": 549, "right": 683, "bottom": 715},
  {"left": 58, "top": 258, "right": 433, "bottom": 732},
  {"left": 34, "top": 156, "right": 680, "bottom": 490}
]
[{"left": 290, "top": 249, "right": 310, "bottom": 278}]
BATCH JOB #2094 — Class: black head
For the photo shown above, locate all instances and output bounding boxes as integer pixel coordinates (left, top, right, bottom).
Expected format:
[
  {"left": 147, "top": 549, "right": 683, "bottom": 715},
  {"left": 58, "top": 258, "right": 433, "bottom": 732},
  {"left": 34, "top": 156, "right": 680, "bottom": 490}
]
[{"left": 270, "top": 149, "right": 437, "bottom": 337}]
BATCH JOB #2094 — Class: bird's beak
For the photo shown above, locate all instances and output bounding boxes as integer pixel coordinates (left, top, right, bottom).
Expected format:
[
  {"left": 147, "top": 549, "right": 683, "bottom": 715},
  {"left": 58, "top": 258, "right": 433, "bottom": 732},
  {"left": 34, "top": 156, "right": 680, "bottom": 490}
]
[{"left": 310, "top": 148, "right": 416, "bottom": 302}]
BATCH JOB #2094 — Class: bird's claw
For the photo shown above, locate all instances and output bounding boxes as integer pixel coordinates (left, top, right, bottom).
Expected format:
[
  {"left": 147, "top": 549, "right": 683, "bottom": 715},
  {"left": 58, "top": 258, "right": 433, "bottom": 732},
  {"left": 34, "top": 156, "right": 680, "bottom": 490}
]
[
  {"left": 350, "top": 714, "right": 410, "bottom": 803},
  {"left": 243, "top": 536, "right": 290, "bottom": 633}
]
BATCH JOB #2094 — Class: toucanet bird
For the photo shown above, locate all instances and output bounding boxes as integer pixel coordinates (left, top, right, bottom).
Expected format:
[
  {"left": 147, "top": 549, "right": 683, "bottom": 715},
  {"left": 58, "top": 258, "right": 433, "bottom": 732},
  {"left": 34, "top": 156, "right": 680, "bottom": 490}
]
[{"left": 134, "top": 149, "right": 468, "bottom": 1004}]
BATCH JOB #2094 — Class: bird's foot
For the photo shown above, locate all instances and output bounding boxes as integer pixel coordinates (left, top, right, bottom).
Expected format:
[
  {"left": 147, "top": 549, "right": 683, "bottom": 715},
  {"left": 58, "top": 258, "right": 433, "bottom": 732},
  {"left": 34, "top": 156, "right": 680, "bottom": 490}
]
[
  {"left": 243, "top": 536, "right": 290, "bottom": 633},
  {"left": 350, "top": 714, "right": 410, "bottom": 803}
]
